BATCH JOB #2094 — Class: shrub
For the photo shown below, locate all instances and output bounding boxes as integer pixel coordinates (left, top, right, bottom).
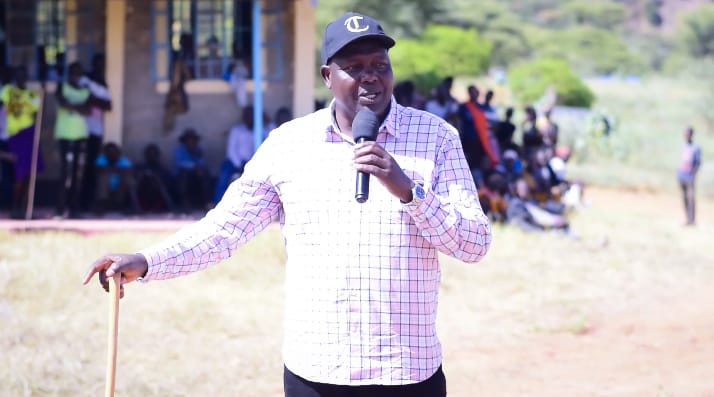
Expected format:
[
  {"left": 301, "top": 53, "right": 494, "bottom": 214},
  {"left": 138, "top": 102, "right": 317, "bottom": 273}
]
[
  {"left": 508, "top": 58, "right": 595, "bottom": 108},
  {"left": 390, "top": 24, "right": 492, "bottom": 93},
  {"left": 677, "top": 3, "right": 714, "bottom": 58},
  {"left": 536, "top": 27, "right": 644, "bottom": 75}
]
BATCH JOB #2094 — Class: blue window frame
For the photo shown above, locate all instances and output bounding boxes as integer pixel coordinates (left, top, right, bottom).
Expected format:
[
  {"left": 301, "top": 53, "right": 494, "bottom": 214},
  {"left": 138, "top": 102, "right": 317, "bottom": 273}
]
[
  {"left": 1, "top": 0, "right": 100, "bottom": 81},
  {"left": 150, "top": 0, "right": 284, "bottom": 82}
]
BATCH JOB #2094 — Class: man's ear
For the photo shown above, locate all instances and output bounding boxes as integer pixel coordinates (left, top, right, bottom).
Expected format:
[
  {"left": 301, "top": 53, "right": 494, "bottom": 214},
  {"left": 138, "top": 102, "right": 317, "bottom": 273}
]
[{"left": 320, "top": 65, "right": 332, "bottom": 89}]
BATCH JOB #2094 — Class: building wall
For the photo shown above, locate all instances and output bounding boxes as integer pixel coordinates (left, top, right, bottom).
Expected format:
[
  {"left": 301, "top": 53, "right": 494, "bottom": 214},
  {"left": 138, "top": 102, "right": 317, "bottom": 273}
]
[
  {"left": 29, "top": 0, "right": 301, "bottom": 192},
  {"left": 121, "top": 0, "right": 296, "bottom": 173}
]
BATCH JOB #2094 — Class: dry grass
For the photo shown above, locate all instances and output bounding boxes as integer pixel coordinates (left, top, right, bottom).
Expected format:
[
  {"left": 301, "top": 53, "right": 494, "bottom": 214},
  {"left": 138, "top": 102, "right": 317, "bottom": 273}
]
[{"left": 1, "top": 188, "right": 713, "bottom": 397}]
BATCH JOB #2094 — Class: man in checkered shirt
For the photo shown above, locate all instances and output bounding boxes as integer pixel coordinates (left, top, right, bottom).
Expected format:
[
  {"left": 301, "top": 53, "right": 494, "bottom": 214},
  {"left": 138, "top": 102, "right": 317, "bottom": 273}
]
[{"left": 84, "top": 12, "right": 491, "bottom": 397}]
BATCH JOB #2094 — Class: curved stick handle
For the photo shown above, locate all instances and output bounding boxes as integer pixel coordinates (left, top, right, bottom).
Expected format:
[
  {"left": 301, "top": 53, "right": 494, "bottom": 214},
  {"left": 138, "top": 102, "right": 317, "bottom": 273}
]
[{"left": 105, "top": 274, "right": 120, "bottom": 397}]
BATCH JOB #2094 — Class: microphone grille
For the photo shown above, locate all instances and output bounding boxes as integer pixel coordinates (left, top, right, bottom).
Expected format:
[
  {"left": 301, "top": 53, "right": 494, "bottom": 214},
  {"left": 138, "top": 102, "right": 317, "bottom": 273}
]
[{"left": 352, "top": 109, "right": 380, "bottom": 141}]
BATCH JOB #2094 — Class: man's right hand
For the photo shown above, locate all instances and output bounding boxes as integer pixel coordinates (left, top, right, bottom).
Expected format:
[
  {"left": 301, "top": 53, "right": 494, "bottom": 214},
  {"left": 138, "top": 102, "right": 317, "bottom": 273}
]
[{"left": 82, "top": 253, "right": 148, "bottom": 298}]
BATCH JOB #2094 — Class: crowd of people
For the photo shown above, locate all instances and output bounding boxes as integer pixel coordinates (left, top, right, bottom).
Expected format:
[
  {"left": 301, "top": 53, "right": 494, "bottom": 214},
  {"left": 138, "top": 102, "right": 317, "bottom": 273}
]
[
  {"left": 0, "top": 55, "right": 292, "bottom": 219},
  {"left": 395, "top": 77, "right": 585, "bottom": 234},
  {"left": 0, "top": 58, "right": 582, "bottom": 227},
  {"left": 0, "top": 57, "right": 114, "bottom": 219}
]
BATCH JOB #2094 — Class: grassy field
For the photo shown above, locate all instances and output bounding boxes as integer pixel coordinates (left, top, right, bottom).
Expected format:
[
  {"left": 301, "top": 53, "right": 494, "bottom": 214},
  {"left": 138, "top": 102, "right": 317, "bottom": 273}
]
[
  {"left": 1, "top": 187, "right": 713, "bottom": 397},
  {"left": 454, "top": 74, "right": 714, "bottom": 197},
  {"left": 568, "top": 76, "right": 714, "bottom": 197}
]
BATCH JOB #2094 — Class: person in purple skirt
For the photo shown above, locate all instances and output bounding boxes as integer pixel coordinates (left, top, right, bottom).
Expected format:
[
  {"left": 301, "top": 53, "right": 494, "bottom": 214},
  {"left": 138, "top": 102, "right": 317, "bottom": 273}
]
[{"left": 0, "top": 66, "right": 43, "bottom": 218}]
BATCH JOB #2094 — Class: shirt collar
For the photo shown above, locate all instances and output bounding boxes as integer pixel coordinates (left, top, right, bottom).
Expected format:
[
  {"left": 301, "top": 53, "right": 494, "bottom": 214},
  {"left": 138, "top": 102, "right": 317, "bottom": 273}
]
[{"left": 324, "top": 96, "right": 401, "bottom": 142}]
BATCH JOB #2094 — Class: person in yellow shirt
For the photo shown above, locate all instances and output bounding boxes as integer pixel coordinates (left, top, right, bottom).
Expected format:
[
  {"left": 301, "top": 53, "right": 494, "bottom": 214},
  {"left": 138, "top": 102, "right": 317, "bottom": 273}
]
[
  {"left": 54, "top": 61, "right": 90, "bottom": 218},
  {"left": 0, "top": 66, "right": 43, "bottom": 218}
]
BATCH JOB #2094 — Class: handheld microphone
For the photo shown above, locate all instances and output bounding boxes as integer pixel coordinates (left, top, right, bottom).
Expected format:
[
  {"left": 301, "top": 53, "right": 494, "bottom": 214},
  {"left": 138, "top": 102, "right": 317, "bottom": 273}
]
[{"left": 352, "top": 109, "right": 380, "bottom": 203}]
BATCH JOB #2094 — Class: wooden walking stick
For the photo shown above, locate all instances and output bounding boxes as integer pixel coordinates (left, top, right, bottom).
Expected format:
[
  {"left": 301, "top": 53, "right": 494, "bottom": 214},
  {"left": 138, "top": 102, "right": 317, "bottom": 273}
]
[
  {"left": 105, "top": 274, "right": 121, "bottom": 397},
  {"left": 25, "top": 88, "right": 44, "bottom": 220}
]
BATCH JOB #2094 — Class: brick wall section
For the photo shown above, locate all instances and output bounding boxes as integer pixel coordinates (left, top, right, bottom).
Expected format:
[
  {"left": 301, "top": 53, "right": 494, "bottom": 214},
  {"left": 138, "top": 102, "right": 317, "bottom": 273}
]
[{"left": 32, "top": 0, "right": 297, "bottom": 188}]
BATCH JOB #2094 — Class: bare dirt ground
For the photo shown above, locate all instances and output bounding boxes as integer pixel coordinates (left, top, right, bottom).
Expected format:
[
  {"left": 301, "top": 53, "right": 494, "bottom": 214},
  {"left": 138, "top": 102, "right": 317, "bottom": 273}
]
[
  {"left": 441, "top": 188, "right": 714, "bottom": 397},
  {"left": 446, "top": 288, "right": 714, "bottom": 397}
]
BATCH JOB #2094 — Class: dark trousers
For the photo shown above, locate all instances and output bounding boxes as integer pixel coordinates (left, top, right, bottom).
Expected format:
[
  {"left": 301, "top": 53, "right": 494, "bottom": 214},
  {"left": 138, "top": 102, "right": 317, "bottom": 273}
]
[
  {"left": 680, "top": 178, "right": 696, "bottom": 224},
  {"left": 56, "top": 138, "right": 87, "bottom": 216},
  {"left": 0, "top": 139, "right": 14, "bottom": 210},
  {"left": 283, "top": 365, "right": 446, "bottom": 397},
  {"left": 176, "top": 168, "right": 211, "bottom": 212},
  {"left": 81, "top": 134, "right": 103, "bottom": 210}
]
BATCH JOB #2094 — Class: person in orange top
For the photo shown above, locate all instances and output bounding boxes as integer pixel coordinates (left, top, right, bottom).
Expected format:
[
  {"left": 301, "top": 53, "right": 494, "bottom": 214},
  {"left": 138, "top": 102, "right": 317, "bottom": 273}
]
[{"left": 458, "top": 85, "right": 499, "bottom": 183}]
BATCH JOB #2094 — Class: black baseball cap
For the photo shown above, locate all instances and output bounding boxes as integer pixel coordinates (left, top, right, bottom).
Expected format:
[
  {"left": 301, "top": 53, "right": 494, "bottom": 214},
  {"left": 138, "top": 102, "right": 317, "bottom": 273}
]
[{"left": 321, "top": 12, "right": 395, "bottom": 65}]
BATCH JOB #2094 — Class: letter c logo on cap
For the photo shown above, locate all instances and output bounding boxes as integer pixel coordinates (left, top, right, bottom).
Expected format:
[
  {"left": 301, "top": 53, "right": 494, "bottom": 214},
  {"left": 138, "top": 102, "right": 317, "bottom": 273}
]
[{"left": 344, "top": 16, "right": 369, "bottom": 33}]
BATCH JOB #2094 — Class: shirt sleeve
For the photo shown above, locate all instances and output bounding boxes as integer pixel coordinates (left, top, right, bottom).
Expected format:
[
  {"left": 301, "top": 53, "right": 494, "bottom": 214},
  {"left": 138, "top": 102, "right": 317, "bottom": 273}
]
[
  {"left": 226, "top": 126, "right": 242, "bottom": 167},
  {"left": 402, "top": 123, "right": 491, "bottom": 263},
  {"left": 87, "top": 79, "right": 112, "bottom": 100},
  {"left": 139, "top": 140, "right": 282, "bottom": 281},
  {"left": 694, "top": 146, "right": 702, "bottom": 169}
]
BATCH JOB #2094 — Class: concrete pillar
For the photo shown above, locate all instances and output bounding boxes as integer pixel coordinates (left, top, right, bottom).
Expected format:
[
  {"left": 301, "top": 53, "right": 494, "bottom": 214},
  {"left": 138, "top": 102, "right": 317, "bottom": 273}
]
[
  {"left": 104, "top": 0, "right": 126, "bottom": 145},
  {"left": 292, "top": 0, "right": 316, "bottom": 118}
]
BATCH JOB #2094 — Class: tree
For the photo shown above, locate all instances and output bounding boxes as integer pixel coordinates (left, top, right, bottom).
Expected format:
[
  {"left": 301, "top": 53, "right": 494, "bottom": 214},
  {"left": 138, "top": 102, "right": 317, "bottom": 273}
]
[
  {"left": 644, "top": 0, "right": 663, "bottom": 27},
  {"left": 390, "top": 25, "right": 493, "bottom": 93},
  {"left": 532, "top": 26, "right": 644, "bottom": 75},
  {"left": 508, "top": 58, "right": 595, "bottom": 108},
  {"left": 315, "top": 0, "right": 445, "bottom": 38},
  {"left": 438, "top": 0, "right": 532, "bottom": 67},
  {"left": 562, "top": 1, "right": 627, "bottom": 30},
  {"left": 678, "top": 3, "right": 714, "bottom": 58}
]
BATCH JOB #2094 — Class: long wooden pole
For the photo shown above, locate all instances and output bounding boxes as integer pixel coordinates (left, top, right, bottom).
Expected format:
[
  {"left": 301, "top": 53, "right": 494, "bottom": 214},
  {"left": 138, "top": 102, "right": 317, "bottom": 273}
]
[
  {"left": 24, "top": 89, "right": 44, "bottom": 220},
  {"left": 105, "top": 274, "right": 121, "bottom": 397}
]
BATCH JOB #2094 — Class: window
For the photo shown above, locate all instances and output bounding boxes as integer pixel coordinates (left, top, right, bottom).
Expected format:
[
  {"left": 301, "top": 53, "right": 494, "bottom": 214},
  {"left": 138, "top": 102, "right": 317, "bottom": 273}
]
[
  {"left": 151, "top": 0, "right": 284, "bottom": 82},
  {"left": 1, "top": 0, "right": 101, "bottom": 81}
]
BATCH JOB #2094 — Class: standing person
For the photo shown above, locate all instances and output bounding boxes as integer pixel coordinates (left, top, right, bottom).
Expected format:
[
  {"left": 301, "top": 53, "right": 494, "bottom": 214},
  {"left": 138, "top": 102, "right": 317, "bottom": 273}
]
[
  {"left": 458, "top": 85, "right": 499, "bottom": 181},
  {"left": 424, "top": 83, "right": 458, "bottom": 126},
  {"left": 521, "top": 105, "right": 542, "bottom": 159},
  {"left": 83, "top": 12, "right": 491, "bottom": 397},
  {"left": 478, "top": 89, "right": 499, "bottom": 129},
  {"left": 0, "top": 66, "right": 43, "bottom": 219},
  {"left": 536, "top": 108, "right": 558, "bottom": 149},
  {"left": 0, "top": 78, "right": 13, "bottom": 211},
  {"left": 228, "top": 51, "right": 250, "bottom": 108},
  {"left": 494, "top": 107, "right": 519, "bottom": 155},
  {"left": 162, "top": 52, "right": 192, "bottom": 133},
  {"left": 677, "top": 126, "right": 701, "bottom": 226},
  {"left": 80, "top": 54, "right": 113, "bottom": 211},
  {"left": 212, "top": 106, "right": 257, "bottom": 204},
  {"left": 55, "top": 61, "right": 91, "bottom": 218}
]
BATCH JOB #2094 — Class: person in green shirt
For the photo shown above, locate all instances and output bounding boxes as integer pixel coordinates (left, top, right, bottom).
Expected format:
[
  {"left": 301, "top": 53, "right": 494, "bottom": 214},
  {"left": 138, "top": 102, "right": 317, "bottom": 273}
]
[
  {"left": 54, "top": 61, "right": 90, "bottom": 218},
  {"left": 0, "top": 65, "right": 43, "bottom": 219}
]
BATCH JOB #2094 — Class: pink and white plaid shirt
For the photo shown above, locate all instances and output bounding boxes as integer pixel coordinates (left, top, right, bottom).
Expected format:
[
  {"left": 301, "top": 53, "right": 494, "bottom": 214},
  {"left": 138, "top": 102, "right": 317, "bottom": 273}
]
[{"left": 140, "top": 98, "right": 491, "bottom": 385}]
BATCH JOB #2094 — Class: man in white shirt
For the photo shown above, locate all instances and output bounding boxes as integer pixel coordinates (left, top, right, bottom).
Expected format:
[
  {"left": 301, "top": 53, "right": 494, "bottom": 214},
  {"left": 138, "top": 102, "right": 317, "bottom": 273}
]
[
  {"left": 84, "top": 12, "right": 491, "bottom": 397},
  {"left": 424, "top": 83, "right": 458, "bottom": 125},
  {"left": 212, "top": 106, "right": 257, "bottom": 204}
]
